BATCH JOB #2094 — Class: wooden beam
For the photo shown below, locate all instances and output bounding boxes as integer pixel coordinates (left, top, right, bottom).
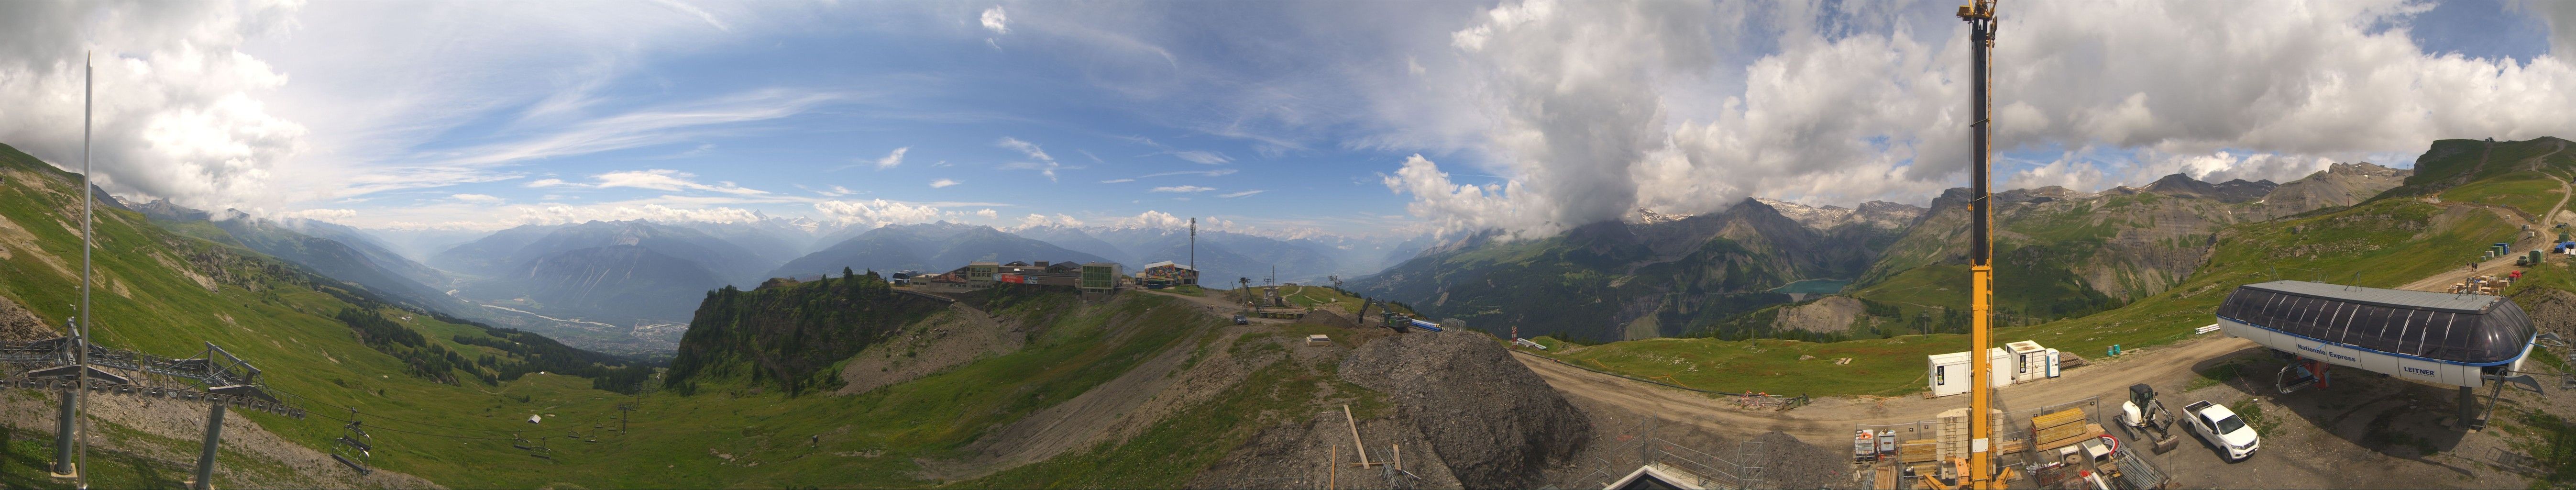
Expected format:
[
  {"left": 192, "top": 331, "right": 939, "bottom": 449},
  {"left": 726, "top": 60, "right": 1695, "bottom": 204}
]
[{"left": 1343, "top": 404, "right": 1371, "bottom": 467}]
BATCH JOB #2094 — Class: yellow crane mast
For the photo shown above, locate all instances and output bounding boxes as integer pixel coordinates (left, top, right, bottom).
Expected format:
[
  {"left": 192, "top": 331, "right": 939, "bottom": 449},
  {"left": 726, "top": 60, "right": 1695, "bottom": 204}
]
[{"left": 1956, "top": 1, "right": 2000, "bottom": 489}]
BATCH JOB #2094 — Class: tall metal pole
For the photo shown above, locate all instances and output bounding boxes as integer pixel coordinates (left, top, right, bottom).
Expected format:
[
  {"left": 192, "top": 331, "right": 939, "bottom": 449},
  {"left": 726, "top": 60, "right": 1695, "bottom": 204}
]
[
  {"left": 1958, "top": 3, "right": 1999, "bottom": 489},
  {"left": 54, "top": 51, "right": 95, "bottom": 484},
  {"left": 1188, "top": 217, "right": 1196, "bottom": 287}
]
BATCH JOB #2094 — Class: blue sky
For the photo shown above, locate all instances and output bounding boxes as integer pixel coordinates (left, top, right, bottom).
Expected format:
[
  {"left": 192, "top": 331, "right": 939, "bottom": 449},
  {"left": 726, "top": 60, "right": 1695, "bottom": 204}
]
[{"left": 6, "top": 1, "right": 2576, "bottom": 239}]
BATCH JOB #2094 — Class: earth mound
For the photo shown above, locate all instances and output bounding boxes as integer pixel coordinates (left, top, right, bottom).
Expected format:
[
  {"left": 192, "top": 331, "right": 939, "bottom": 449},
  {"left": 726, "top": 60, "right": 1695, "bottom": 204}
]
[{"left": 1339, "top": 333, "right": 1589, "bottom": 489}]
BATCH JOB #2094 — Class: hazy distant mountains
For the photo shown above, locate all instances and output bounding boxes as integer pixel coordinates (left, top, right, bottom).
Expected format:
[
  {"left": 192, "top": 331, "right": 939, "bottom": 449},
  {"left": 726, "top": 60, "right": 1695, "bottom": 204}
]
[
  {"left": 429, "top": 221, "right": 777, "bottom": 324},
  {"left": 1013, "top": 225, "right": 1422, "bottom": 287},
  {"left": 132, "top": 200, "right": 463, "bottom": 314},
  {"left": 768, "top": 222, "right": 1110, "bottom": 278}
]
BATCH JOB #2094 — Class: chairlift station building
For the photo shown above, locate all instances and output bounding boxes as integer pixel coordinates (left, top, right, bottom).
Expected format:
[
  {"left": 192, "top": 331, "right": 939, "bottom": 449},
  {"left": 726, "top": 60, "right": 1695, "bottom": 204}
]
[{"left": 2215, "top": 280, "right": 2538, "bottom": 388}]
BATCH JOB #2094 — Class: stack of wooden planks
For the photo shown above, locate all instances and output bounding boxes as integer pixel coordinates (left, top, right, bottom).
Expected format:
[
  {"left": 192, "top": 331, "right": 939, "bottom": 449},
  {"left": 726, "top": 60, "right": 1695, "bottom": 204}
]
[
  {"left": 1899, "top": 439, "right": 1939, "bottom": 463},
  {"left": 2030, "top": 407, "right": 2105, "bottom": 451}
]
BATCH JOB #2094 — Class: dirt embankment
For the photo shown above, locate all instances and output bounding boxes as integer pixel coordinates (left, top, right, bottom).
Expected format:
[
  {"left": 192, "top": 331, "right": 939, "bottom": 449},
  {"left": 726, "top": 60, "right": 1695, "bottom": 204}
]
[
  {"left": 2518, "top": 288, "right": 2576, "bottom": 341},
  {"left": 1338, "top": 333, "right": 1591, "bottom": 489},
  {"left": 915, "top": 295, "right": 1278, "bottom": 483},
  {"left": 0, "top": 293, "right": 55, "bottom": 342},
  {"left": 1189, "top": 330, "right": 1585, "bottom": 490},
  {"left": 835, "top": 302, "right": 1024, "bottom": 396}
]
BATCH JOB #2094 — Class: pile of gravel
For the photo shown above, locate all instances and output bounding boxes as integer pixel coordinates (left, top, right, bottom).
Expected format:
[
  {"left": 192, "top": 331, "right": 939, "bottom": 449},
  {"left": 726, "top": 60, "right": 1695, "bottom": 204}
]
[
  {"left": 1748, "top": 431, "right": 1849, "bottom": 489},
  {"left": 1340, "top": 333, "right": 1589, "bottom": 489}
]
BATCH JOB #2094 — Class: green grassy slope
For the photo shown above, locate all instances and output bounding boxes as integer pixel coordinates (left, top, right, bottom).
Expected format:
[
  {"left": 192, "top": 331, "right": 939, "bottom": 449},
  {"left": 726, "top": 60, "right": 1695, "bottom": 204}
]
[{"left": 0, "top": 143, "right": 655, "bottom": 488}]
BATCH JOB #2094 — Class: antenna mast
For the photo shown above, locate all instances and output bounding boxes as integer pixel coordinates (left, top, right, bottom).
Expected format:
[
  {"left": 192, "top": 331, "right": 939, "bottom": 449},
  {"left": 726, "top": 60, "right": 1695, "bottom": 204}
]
[
  {"left": 1957, "top": 2, "right": 2000, "bottom": 489},
  {"left": 1188, "top": 217, "right": 1196, "bottom": 286}
]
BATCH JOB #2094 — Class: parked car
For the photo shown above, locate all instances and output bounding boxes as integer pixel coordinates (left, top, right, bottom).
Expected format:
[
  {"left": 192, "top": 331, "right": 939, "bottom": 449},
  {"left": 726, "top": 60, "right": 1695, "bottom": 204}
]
[
  {"left": 2180, "top": 400, "right": 2260, "bottom": 461},
  {"left": 1233, "top": 314, "right": 1248, "bottom": 325}
]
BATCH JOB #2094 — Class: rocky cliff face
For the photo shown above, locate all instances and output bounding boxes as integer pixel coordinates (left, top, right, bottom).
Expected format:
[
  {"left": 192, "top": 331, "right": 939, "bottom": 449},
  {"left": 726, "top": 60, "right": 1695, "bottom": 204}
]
[
  {"left": 2253, "top": 162, "right": 2411, "bottom": 220},
  {"left": 1755, "top": 198, "right": 1926, "bottom": 231}
]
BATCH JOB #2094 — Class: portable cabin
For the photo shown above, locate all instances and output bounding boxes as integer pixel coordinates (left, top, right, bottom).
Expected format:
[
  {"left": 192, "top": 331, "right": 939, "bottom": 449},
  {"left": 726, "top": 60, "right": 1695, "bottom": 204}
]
[
  {"left": 2004, "top": 341, "right": 2051, "bottom": 383},
  {"left": 2215, "top": 280, "right": 2537, "bottom": 388},
  {"left": 1926, "top": 347, "right": 2013, "bottom": 397}
]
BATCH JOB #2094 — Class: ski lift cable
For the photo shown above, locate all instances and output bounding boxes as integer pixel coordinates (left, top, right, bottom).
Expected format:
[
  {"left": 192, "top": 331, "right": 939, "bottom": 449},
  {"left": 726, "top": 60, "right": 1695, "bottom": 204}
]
[{"left": 266, "top": 388, "right": 529, "bottom": 433}]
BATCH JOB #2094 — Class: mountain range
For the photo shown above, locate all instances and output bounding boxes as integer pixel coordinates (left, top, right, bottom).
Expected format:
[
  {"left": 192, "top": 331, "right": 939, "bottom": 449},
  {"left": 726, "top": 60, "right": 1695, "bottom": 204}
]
[
  {"left": 1351, "top": 162, "right": 2413, "bottom": 343},
  {"left": 768, "top": 222, "right": 1112, "bottom": 278}
]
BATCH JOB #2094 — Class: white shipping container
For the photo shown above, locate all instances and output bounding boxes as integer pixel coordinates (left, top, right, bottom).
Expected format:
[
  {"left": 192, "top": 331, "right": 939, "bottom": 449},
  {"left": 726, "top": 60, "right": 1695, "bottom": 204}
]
[{"left": 1927, "top": 347, "right": 2017, "bottom": 397}]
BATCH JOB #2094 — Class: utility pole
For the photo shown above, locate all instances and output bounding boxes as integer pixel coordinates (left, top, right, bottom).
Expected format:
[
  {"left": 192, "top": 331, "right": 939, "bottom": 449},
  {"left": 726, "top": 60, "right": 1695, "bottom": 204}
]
[{"left": 1957, "top": 2, "right": 2000, "bottom": 489}]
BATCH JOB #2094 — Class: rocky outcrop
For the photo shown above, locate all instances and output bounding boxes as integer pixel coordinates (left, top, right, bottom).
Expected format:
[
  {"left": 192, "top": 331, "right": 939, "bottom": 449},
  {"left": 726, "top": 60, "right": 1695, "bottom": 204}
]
[
  {"left": 2255, "top": 162, "right": 2411, "bottom": 219},
  {"left": 1772, "top": 296, "right": 1865, "bottom": 333},
  {"left": 1339, "top": 334, "right": 1588, "bottom": 489},
  {"left": 1755, "top": 198, "right": 1926, "bottom": 232}
]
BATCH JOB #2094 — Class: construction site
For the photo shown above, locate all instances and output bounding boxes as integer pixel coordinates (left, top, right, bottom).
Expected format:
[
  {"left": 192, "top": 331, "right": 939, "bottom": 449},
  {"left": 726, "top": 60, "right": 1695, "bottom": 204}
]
[{"left": 1469, "top": 3, "right": 2576, "bottom": 489}]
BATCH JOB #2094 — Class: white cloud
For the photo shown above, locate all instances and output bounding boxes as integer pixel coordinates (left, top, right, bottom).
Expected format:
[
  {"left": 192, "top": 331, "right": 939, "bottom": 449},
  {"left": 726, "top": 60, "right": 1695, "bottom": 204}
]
[
  {"left": 980, "top": 6, "right": 1010, "bottom": 34},
  {"left": 526, "top": 178, "right": 570, "bottom": 188},
  {"left": 1012, "top": 213, "right": 1086, "bottom": 230},
  {"left": 591, "top": 169, "right": 769, "bottom": 195},
  {"left": 1138, "top": 168, "right": 1237, "bottom": 178},
  {"left": 1218, "top": 189, "right": 1266, "bottom": 198},
  {"left": 1151, "top": 185, "right": 1214, "bottom": 193},
  {"left": 1170, "top": 150, "right": 1231, "bottom": 165},
  {"left": 515, "top": 203, "right": 768, "bottom": 226},
  {"left": 930, "top": 178, "right": 961, "bottom": 188},
  {"left": 1381, "top": 155, "right": 1541, "bottom": 238},
  {"left": 997, "top": 137, "right": 1070, "bottom": 181},
  {"left": 813, "top": 199, "right": 945, "bottom": 227},
  {"left": 974, "top": 208, "right": 999, "bottom": 219},
  {"left": 451, "top": 193, "right": 505, "bottom": 204},
  {"left": 874, "top": 146, "right": 909, "bottom": 169},
  {"left": 1104, "top": 210, "right": 1236, "bottom": 231},
  {"left": 276, "top": 208, "right": 358, "bottom": 222},
  {"left": 1099, "top": 178, "right": 1136, "bottom": 183},
  {"left": 0, "top": 2, "right": 308, "bottom": 213},
  {"left": 802, "top": 184, "right": 854, "bottom": 197},
  {"left": 1372, "top": 1, "right": 2576, "bottom": 238}
]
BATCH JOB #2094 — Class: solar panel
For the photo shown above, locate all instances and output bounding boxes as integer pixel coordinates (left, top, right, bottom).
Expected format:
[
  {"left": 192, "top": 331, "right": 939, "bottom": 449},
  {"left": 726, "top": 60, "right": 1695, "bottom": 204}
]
[{"left": 2241, "top": 280, "right": 2500, "bottom": 313}]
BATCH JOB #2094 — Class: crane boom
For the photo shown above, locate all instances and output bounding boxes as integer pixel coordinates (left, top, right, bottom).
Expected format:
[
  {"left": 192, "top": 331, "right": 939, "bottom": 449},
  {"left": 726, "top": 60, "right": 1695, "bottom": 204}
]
[{"left": 1957, "top": 1, "right": 2000, "bottom": 489}]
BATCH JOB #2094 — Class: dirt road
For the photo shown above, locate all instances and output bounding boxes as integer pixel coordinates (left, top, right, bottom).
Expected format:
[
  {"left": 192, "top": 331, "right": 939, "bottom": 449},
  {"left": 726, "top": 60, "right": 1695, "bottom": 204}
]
[
  {"left": 1511, "top": 335, "right": 2261, "bottom": 446},
  {"left": 2400, "top": 140, "right": 2569, "bottom": 292},
  {"left": 2400, "top": 174, "right": 2573, "bottom": 292}
]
